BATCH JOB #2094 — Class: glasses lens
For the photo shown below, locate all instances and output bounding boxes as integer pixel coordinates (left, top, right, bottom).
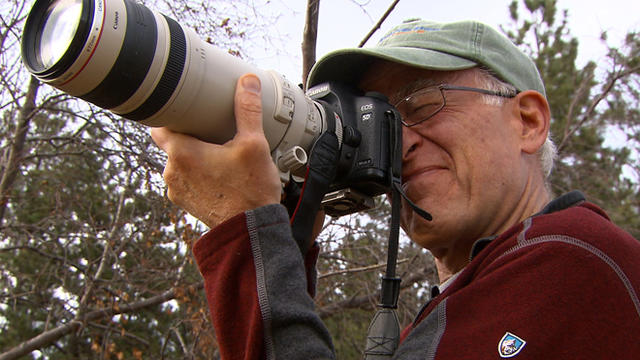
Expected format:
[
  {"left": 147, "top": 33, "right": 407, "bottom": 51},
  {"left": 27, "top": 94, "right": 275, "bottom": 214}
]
[
  {"left": 395, "top": 87, "right": 445, "bottom": 126},
  {"left": 38, "top": 0, "right": 83, "bottom": 68}
]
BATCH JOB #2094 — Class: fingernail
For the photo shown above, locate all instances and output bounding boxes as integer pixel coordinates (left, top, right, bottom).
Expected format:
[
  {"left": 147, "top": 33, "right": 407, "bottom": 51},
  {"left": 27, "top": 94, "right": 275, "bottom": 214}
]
[{"left": 242, "top": 75, "right": 261, "bottom": 94}]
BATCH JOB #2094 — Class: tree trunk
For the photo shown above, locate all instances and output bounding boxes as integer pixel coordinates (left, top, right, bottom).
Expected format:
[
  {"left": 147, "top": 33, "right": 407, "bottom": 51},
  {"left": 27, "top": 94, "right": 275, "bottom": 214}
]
[
  {"left": 301, "top": 0, "right": 320, "bottom": 89},
  {"left": 0, "top": 76, "right": 39, "bottom": 225}
]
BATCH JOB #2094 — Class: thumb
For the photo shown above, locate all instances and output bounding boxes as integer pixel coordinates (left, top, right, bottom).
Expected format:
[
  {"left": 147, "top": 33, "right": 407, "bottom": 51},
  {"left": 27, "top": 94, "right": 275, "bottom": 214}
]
[{"left": 234, "top": 74, "right": 264, "bottom": 137}]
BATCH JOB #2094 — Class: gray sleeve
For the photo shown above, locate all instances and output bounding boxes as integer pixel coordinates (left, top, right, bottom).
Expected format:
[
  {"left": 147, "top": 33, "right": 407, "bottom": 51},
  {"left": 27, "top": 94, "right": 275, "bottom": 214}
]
[
  {"left": 392, "top": 299, "right": 447, "bottom": 360},
  {"left": 246, "top": 204, "right": 336, "bottom": 360}
]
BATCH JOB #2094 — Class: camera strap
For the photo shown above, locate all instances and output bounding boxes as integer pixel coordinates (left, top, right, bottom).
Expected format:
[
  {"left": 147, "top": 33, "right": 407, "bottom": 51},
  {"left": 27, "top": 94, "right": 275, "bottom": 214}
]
[
  {"left": 363, "top": 110, "right": 403, "bottom": 359},
  {"left": 288, "top": 130, "right": 340, "bottom": 254},
  {"left": 364, "top": 110, "right": 432, "bottom": 359},
  {"left": 285, "top": 107, "right": 434, "bottom": 359}
]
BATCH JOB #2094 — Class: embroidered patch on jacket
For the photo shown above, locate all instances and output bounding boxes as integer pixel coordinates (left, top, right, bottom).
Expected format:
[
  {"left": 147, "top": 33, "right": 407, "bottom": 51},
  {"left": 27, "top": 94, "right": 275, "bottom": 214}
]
[{"left": 498, "top": 332, "right": 526, "bottom": 358}]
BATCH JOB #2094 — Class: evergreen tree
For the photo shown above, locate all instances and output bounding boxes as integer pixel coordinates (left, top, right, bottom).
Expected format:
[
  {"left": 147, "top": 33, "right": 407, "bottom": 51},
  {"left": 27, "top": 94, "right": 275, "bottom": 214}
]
[
  {"left": 0, "top": 0, "right": 281, "bottom": 358},
  {"left": 320, "top": 1, "right": 640, "bottom": 357},
  {"left": 504, "top": 0, "right": 640, "bottom": 238},
  {"left": 314, "top": 201, "right": 437, "bottom": 357},
  {"left": 2, "top": 0, "right": 638, "bottom": 359}
]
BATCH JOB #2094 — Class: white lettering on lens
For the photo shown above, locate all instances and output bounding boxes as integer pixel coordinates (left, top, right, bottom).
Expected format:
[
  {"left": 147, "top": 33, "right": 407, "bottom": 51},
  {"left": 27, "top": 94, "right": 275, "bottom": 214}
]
[
  {"left": 113, "top": 11, "right": 119, "bottom": 29},
  {"left": 86, "top": 35, "right": 97, "bottom": 53}
]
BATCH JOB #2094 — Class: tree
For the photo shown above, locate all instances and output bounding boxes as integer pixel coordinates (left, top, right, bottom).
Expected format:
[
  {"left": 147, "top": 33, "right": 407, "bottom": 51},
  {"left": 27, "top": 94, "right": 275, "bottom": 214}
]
[
  {"left": 298, "top": 1, "right": 438, "bottom": 357},
  {"left": 301, "top": 0, "right": 320, "bottom": 89},
  {"left": 314, "top": 204, "right": 437, "bottom": 358},
  {"left": 305, "top": 1, "right": 640, "bottom": 357},
  {"left": 3, "top": 0, "right": 638, "bottom": 359},
  {"left": 0, "top": 0, "right": 280, "bottom": 358},
  {"left": 503, "top": 0, "right": 640, "bottom": 238}
]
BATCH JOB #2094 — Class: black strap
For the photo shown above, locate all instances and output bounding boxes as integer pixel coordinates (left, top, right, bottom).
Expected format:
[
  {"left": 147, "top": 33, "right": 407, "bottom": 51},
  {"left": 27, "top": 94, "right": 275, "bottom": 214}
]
[
  {"left": 380, "top": 110, "right": 403, "bottom": 308},
  {"left": 364, "top": 110, "right": 434, "bottom": 359},
  {"left": 289, "top": 131, "right": 340, "bottom": 254},
  {"left": 380, "top": 109, "right": 433, "bottom": 308}
]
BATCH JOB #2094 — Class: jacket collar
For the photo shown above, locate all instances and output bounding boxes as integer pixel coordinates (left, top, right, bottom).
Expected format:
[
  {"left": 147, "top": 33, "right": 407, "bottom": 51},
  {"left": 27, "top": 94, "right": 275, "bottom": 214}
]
[{"left": 469, "top": 191, "right": 586, "bottom": 260}]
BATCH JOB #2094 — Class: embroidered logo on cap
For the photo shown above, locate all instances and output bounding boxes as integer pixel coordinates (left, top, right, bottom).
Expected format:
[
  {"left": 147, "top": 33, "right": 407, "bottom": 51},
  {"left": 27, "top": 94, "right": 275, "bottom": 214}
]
[
  {"left": 498, "top": 332, "right": 526, "bottom": 358},
  {"left": 378, "top": 25, "right": 441, "bottom": 44}
]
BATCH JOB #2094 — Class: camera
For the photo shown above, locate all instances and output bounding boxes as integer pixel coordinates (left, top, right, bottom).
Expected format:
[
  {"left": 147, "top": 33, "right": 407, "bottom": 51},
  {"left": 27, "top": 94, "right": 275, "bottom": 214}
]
[{"left": 21, "top": 0, "right": 398, "bottom": 217}]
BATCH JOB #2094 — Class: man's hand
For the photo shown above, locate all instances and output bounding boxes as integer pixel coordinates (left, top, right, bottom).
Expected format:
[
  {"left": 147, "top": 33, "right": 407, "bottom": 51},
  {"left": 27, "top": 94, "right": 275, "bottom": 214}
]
[{"left": 151, "top": 74, "right": 281, "bottom": 228}]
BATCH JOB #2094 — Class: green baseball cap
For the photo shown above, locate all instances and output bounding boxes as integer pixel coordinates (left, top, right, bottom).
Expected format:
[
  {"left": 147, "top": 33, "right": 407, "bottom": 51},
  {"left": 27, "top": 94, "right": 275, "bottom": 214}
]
[{"left": 307, "top": 19, "right": 546, "bottom": 97}]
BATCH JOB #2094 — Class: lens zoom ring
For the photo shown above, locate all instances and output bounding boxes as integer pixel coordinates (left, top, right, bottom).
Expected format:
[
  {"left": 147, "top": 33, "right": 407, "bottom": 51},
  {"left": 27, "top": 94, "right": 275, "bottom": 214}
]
[
  {"left": 123, "top": 15, "right": 186, "bottom": 121},
  {"left": 81, "top": 0, "right": 157, "bottom": 109}
]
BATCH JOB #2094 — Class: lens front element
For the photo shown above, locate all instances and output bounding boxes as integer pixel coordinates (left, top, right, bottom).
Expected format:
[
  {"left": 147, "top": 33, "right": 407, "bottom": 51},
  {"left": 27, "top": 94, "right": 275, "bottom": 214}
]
[{"left": 38, "top": 0, "right": 83, "bottom": 68}]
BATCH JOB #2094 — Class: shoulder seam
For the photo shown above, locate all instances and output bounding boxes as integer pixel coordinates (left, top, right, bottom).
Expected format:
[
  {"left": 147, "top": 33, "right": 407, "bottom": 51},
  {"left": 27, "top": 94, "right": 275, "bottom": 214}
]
[
  {"left": 425, "top": 299, "right": 448, "bottom": 360},
  {"left": 500, "top": 234, "right": 640, "bottom": 322}
]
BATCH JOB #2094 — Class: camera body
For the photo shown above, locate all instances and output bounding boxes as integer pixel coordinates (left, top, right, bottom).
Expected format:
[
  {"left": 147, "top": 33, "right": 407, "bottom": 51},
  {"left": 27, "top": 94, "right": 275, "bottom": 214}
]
[
  {"left": 308, "top": 83, "right": 397, "bottom": 216},
  {"left": 20, "top": 0, "right": 398, "bottom": 217}
]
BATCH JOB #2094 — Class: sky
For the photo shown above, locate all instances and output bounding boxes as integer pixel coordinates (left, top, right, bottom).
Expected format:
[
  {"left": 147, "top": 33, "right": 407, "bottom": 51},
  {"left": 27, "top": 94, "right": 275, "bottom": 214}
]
[{"left": 251, "top": 0, "right": 640, "bottom": 84}]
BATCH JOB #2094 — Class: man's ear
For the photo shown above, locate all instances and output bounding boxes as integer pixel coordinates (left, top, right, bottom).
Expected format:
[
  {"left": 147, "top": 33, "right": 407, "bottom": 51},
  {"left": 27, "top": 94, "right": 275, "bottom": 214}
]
[{"left": 514, "top": 90, "right": 551, "bottom": 154}]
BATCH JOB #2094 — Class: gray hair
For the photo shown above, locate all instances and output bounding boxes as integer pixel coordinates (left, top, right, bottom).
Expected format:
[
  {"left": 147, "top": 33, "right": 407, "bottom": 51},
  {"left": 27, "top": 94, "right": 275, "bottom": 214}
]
[{"left": 474, "top": 68, "right": 557, "bottom": 178}]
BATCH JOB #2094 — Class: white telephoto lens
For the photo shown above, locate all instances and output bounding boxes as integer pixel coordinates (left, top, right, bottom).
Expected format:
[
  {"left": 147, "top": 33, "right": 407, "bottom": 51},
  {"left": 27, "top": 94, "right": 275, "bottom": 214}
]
[
  {"left": 22, "top": 0, "right": 326, "bottom": 181},
  {"left": 39, "top": 0, "right": 83, "bottom": 68}
]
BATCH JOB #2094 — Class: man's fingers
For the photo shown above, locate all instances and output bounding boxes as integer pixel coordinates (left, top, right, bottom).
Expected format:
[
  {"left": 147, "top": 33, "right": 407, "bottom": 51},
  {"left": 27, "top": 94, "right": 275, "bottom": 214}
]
[
  {"left": 234, "top": 74, "right": 264, "bottom": 137},
  {"left": 150, "top": 127, "right": 190, "bottom": 156},
  {"left": 150, "top": 127, "right": 171, "bottom": 152},
  {"left": 151, "top": 127, "right": 208, "bottom": 162}
]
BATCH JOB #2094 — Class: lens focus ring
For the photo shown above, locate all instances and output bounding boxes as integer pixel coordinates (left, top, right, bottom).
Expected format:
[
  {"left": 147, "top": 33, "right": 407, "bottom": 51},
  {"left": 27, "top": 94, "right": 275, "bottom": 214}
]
[{"left": 122, "top": 15, "right": 186, "bottom": 121}]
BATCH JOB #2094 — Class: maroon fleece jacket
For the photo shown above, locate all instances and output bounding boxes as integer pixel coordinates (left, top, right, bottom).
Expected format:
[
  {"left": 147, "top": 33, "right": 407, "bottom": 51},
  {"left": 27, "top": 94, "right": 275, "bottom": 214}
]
[{"left": 193, "top": 193, "right": 640, "bottom": 359}]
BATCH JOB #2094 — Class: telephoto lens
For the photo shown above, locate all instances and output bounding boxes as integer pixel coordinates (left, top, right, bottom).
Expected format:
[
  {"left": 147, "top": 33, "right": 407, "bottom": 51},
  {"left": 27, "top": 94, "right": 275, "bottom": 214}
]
[{"left": 22, "top": 0, "right": 325, "bottom": 180}]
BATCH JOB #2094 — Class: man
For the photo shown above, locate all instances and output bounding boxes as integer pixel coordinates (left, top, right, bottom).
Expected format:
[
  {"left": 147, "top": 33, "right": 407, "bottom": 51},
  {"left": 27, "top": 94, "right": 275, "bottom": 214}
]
[{"left": 151, "top": 19, "right": 640, "bottom": 359}]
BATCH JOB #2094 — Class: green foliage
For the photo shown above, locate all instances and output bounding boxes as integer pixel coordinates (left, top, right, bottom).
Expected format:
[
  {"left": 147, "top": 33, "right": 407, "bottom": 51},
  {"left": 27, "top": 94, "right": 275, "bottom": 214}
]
[
  {"left": 1, "top": 0, "right": 639, "bottom": 359},
  {"left": 323, "top": 308, "right": 371, "bottom": 358},
  {"left": 1, "top": 0, "right": 288, "bottom": 356},
  {"left": 505, "top": 0, "right": 640, "bottom": 238},
  {"left": 321, "top": 2, "right": 640, "bottom": 357},
  {"left": 315, "top": 199, "right": 437, "bottom": 358},
  {"left": 0, "top": 98, "right": 210, "bottom": 357}
]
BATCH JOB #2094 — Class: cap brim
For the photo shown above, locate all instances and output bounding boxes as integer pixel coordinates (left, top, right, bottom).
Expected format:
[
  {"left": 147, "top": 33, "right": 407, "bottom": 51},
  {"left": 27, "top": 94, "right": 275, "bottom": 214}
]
[{"left": 307, "top": 46, "right": 478, "bottom": 89}]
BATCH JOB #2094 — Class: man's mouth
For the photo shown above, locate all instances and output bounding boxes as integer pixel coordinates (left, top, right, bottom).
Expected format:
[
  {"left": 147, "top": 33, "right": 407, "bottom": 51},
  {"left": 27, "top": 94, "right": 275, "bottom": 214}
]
[{"left": 402, "top": 166, "right": 446, "bottom": 183}]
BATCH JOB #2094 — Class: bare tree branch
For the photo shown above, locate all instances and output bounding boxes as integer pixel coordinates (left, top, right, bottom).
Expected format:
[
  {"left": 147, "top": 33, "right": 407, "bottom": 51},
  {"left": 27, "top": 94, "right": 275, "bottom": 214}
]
[
  {"left": 318, "top": 258, "right": 409, "bottom": 279},
  {"left": 317, "top": 270, "right": 431, "bottom": 318},
  {"left": 76, "top": 169, "right": 132, "bottom": 316},
  {"left": 358, "top": 0, "right": 400, "bottom": 48},
  {"left": 88, "top": 322, "right": 151, "bottom": 347},
  {"left": 557, "top": 64, "right": 640, "bottom": 152},
  {"left": 562, "top": 67, "right": 595, "bottom": 144},
  {"left": 0, "top": 245, "right": 87, "bottom": 273},
  {"left": 0, "top": 282, "right": 204, "bottom": 360}
]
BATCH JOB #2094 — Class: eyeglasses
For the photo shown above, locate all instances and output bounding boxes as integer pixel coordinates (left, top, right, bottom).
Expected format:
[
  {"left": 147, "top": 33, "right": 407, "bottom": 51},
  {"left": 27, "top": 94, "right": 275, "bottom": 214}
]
[{"left": 393, "top": 84, "right": 518, "bottom": 127}]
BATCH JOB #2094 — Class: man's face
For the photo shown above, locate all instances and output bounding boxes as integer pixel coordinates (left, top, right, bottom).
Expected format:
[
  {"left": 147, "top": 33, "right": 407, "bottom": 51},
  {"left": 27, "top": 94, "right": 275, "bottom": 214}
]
[{"left": 360, "top": 62, "right": 529, "bottom": 262}]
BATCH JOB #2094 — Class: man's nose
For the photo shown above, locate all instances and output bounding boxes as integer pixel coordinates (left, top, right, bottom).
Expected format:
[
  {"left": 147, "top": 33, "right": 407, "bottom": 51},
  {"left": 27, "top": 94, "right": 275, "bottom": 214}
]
[{"left": 402, "top": 125, "right": 422, "bottom": 161}]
